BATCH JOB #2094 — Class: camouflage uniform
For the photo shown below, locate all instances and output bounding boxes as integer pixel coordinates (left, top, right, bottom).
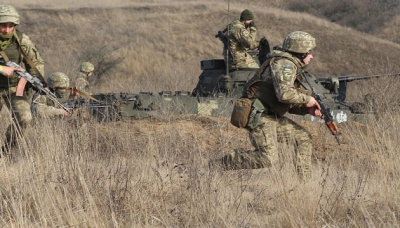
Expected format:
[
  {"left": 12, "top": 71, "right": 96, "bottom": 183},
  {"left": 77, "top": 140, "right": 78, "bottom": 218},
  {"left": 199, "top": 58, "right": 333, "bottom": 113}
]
[
  {"left": 219, "top": 31, "right": 317, "bottom": 179},
  {"left": 224, "top": 9, "right": 259, "bottom": 69},
  {"left": 33, "top": 72, "right": 90, "bottom": 153},
  {"left": 0, "top": 5, "right": 45, "bottom": 153},
  {"left": 32, "top": 72, "right": 69, "bottom": 117},
  {"left": 75, "top": 62, "right": 94, "bottom": 94}
]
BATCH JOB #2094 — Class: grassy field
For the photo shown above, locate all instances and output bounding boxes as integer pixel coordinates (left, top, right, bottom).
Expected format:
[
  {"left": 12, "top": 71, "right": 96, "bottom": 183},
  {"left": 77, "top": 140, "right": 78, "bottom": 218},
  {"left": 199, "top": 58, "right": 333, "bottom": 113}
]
[{"left": 1, "top": 0, "right": 400, "bottom": 227}]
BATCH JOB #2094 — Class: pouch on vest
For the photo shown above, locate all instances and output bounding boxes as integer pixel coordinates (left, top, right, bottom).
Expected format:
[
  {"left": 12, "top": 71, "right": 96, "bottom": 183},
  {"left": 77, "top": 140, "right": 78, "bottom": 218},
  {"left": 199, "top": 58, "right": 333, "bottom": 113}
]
[
  {"left": 246, "top": 98, "right": 265, "bottom": 130},
  {"left": 230, "top": 97, "right": 253, "bottom": 128}
]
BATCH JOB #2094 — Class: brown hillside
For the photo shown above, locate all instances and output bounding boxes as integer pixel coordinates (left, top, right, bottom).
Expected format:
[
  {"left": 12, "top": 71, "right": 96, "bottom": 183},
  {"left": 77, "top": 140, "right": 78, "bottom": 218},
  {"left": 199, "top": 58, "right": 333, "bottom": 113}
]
[
  {"left": 7, "top": 1, "right": 400, "bottom": 94},
  {"left": 1, "top": 1, "right": 400, "bottom": 227}
]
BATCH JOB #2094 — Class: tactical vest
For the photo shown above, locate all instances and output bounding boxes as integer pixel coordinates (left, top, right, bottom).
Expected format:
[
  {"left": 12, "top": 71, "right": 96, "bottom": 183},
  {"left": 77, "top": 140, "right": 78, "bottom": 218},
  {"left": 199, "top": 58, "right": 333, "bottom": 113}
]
[
  {"left": 243, "top": 50, "right": 305, "bottom": 117},
  {"left": 0, "top": 30, "right": 23, "bottom": 89}
]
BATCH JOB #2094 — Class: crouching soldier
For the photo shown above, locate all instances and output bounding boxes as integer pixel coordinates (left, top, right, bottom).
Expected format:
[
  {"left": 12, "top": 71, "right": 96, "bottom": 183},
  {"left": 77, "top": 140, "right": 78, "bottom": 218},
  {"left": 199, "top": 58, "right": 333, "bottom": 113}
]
[
  {"left": 32, "top": 72, "right": 72, "bottom": 117},
  {"left": 213, "top": 31, "right": 322, "bottom": 180}
]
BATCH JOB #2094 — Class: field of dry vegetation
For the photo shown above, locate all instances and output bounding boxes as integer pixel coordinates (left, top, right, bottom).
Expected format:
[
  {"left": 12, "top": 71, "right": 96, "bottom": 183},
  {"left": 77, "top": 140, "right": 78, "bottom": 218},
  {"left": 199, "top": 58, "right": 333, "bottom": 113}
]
[{"left": 1, "top": 0, "right": 400, "bottom": 227}]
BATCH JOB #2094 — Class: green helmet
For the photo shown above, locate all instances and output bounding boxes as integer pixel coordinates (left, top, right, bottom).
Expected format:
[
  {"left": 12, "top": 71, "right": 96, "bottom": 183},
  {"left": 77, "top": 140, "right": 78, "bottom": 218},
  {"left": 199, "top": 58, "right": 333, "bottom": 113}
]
[
  {"left": 282, "top": 31, "right": 316, "bottom": 54},
  {"left": 0, "top": 5, "right": 19, "bottom": 25},
  {"left": 47, "top": 72, "right": 69, "bottom": 88},
  {"left": 80, "top": 62, "right": 94, "bottom": 73}
]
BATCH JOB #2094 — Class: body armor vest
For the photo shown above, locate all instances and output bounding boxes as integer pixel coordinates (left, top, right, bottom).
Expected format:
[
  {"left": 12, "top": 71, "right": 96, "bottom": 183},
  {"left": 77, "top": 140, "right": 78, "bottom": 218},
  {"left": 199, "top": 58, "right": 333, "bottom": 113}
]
[
  {"left": 243, "top": 50, "right": 305, "bottom": 117},
  {"left": 0, "top": 30, "right": 23, "bottom": 89}
]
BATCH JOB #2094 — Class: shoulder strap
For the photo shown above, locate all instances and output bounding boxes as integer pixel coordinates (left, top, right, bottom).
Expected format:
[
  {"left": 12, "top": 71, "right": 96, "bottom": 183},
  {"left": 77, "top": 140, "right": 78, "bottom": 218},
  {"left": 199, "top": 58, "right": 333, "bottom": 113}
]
[
  {"left": 13, "top": 30, "right": 46, "bottom": 82},
  {"left": 0, "top": 50, "right": 9, "bottom": 62}
]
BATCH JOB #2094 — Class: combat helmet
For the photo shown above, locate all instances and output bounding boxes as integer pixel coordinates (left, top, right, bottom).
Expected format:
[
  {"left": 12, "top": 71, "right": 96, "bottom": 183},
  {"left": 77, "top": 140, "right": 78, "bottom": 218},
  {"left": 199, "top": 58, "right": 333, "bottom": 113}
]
[
  {"left": 47, "top": 72, "right": 69, "bottom": 88},
  {"left": 80, "top": 62, "right": 94, "bottom": 73},
  {"left": 282, "top": 31, "right": 316, "bottom": 54},
  {"left": 0, "top": 5, "right": 19, "bottom": 25}
]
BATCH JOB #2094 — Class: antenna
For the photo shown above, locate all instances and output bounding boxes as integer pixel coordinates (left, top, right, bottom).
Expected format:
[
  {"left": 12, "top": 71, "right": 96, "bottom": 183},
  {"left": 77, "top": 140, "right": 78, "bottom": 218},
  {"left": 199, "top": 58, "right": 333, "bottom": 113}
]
[{"left": 226, "top": 0, "right": 230, "bottom": 76}]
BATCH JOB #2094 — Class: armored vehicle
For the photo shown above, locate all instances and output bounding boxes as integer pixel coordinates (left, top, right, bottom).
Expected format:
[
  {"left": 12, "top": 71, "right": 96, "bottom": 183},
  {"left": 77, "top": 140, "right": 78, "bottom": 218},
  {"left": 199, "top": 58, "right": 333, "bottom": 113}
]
[{"left": 80, "top": 54, "right": 394, "bottom": 123}]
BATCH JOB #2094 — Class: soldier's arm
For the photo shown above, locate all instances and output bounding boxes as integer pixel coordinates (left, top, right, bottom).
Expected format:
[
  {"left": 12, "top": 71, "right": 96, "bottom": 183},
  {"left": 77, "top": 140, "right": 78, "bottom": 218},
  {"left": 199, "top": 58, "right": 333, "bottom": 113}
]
[
  {"left": 272, "top": 59, "right": 311, "bottom": 105},
  {"left": 32, "top": 95, "right": 65, "bottom": 117},
  {"left": 20, "top": 33, "right": 45, "bottom": 76},
  {"left": 75, "top": 77, "right": 90, "bottom": 93},
  {"left": 237, "top": 27, "right": 259, "bottom": 50}
]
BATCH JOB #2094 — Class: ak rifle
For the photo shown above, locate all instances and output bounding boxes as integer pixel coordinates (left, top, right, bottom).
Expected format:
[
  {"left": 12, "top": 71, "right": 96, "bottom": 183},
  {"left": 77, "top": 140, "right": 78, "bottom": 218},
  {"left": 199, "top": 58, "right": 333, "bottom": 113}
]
[
  {"left": 300, "top": 71, "right": 342, "bottom": 145},
  {"left": 1, "top": 60, "right": 71, "bottom": 114}
]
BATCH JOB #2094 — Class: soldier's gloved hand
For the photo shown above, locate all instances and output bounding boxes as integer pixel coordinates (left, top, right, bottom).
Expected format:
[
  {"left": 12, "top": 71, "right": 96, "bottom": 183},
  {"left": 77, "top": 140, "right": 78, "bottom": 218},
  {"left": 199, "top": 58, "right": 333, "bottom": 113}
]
[
  {"left": 259, "top": 37, "right": 268, "bottom": 45},
  {"left": 249, "top": 21, "right": 256, "bottom": 31}
]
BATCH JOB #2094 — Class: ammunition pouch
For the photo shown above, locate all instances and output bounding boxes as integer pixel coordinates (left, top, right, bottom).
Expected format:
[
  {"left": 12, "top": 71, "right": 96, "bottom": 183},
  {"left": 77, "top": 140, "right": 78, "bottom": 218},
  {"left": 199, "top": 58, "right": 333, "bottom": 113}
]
[
  {"left": 230, "top": 98, "right": 265, "bottom": 129},
  {"left": 231, "top": 97, "right": 253, "bottom": 128}
]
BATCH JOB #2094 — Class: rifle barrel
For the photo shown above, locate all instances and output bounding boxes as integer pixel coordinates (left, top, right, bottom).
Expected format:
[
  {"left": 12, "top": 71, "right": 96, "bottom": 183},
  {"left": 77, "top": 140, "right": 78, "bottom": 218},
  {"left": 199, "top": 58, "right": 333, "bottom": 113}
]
[{"left": 319, "top": 73, "right": 400, "bottom": 83}]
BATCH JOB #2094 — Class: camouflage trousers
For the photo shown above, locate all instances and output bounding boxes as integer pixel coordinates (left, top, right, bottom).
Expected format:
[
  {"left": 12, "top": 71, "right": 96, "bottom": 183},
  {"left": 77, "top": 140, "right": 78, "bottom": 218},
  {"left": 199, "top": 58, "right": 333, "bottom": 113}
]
[
  {"left": 220, "top": 115, "right": 313, "bottom": 179},
  {"left": 225, "top": 52, "right": 260, "bottom": 69},
  {"left": 0, "top": 89, "right": 33, "bottom": 151}
]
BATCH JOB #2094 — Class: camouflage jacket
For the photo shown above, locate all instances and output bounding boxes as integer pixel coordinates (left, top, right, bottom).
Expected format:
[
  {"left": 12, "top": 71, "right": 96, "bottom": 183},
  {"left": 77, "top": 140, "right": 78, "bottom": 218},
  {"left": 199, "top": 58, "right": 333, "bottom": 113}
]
[
  {"left": 244, "top": 50, "right": 311, "bottom": 117},
  {"left": 225, "top": 19, "right": 259, "bottom": 69},
  {"left": 31, "top": 92, "right": 68, "bottom": 117},
  {"left": 0, "top": 29, "right": 45, "bottom": 89},
  {"left": 75, "top": 72, "right": 91, "bottom": 94}
]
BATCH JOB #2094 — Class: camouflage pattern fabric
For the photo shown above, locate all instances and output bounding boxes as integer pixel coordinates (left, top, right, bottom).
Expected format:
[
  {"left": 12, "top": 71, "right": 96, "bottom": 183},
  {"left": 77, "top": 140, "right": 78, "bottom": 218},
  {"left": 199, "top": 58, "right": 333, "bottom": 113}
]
[
  {"left": 0, "top": 30, "right": 44, "bottom": 153},
  {"left": 20, "top": 33, "right": 45, "bottom": 76},
  {"left": 75, "top": 72, "right": 91, "bottom": 94},
  {"left": 220, "top": 115, "right": 312, "bottom": 179},
  {"left": 0, "top": 90, "right": 32, "bottom": 150},
  {"left": 245, "top": 50, "right": 310, "bottom": 117},
  {"left": 217, "top": 49, "right": 314, "bottom": 179},
  {"left": 282, "top": 31, "right": 316, "bottom": 54},
  {"left": 225, "top": 19, "right": 259, "bottom": 69},
  {"left": 31, "top": 93, "right": 67, "bottom": 117}
]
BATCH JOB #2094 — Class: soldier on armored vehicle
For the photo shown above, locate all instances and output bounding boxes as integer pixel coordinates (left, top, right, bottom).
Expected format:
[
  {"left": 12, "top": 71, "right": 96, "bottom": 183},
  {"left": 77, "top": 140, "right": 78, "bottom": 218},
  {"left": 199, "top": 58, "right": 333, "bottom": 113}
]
[
  {"left": 218, "top": 9, "right": 269, "bottom": 70},
  {"left": 193, "top": 10, "right": 269, "bottom": 98}
]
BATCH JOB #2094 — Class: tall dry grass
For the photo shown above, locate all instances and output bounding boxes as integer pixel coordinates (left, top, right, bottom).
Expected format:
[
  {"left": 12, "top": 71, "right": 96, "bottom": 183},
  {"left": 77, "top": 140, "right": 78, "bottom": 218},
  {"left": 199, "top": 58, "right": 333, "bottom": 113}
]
[
  {"left": 0, "top": 0, "right": 400, "bottom": 227},
  {"left": 1, "top": 106, "right": 400, "bottom": 226}
]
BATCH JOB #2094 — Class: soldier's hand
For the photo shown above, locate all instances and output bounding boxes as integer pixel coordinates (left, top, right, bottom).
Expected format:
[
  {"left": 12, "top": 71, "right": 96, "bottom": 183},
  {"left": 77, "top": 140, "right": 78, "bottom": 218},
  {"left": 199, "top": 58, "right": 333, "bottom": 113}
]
[
  {"left": 0, "top": 66, "right": 22, "bottom": 78},
  {"left": 305, "top": 96, "right": 321, "bottom": 110},
  {"left": 307, "top": 107, "right": 322, "bottom": 117},
  {"left": 59, "top": 108, "right": 72, "bottom": 116},
  {"left": 249, "top": 21, "right": 256, "bottom": 29}
]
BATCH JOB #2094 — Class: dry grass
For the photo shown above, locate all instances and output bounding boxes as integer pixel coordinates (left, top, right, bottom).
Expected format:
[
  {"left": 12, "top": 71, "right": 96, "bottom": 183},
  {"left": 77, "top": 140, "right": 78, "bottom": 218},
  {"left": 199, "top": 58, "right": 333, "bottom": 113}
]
[
  {"left": 1, "top": 111, "right": 400, "bottom": 227},
  {"left": 1, "top": 0, "right": 400, "bottom": 227}
]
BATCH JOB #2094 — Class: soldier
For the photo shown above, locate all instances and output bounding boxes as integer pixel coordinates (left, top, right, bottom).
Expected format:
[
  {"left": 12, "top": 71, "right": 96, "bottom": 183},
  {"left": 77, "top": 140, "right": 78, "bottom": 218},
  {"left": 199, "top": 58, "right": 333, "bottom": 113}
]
[
  {"left": 224, "top": 9, "right": 264, "bottom": 70},
  {"left": 75, "top": 61, "right": 94, "bottom": 94},
  {"left": 0, "top": 5, "right": 45, "bottom": 155},
  {"left": 32, "top": 72, "right": 71, "bottom": 117},
  {"left": 214, "top": 31, "right": 322, "bottom": 179}
]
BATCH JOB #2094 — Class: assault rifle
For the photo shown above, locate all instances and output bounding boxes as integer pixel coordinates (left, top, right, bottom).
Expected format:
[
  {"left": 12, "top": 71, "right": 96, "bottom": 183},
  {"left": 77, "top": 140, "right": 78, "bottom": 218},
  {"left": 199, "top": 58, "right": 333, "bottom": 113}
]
[
  {"left": 215, "top": 29, "right": 237, "bottom": 68},
  {"left": 300, "top": 71, "right": 342, "bottom": 145},
  {"left": 2, "top": 60, "right": 71, "bottom": 114},
  {"left": 317, "top": 72, "right": 400, "bottom": 102}
]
